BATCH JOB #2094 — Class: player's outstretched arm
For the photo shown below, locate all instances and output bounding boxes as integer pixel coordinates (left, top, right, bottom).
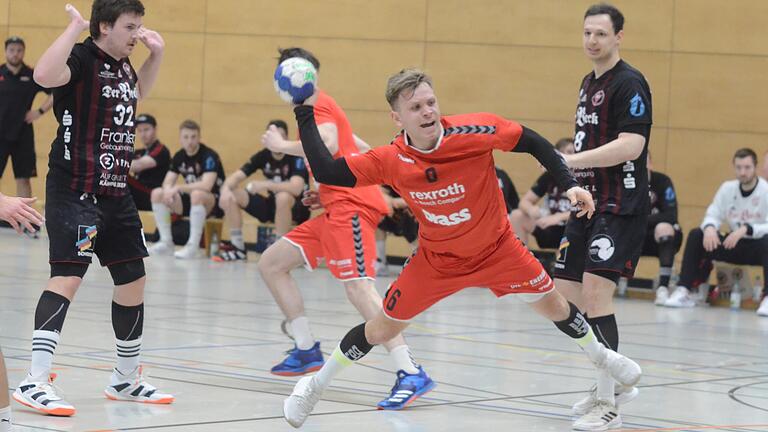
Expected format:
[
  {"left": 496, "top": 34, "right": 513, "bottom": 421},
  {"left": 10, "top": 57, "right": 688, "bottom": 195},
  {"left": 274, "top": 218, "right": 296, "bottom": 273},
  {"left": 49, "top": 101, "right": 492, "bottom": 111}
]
[
  {"left": 34, "top": 4, "right": 89, "bottom": 88},
  {"left": 563, "top": 132, "right": 645, "bottom": 169},
  {"left": 513, "top": 126, "right": 594, "bottom": 218},
  {"left": 293, "top": 105, "right": 357, "bottom": 187}
]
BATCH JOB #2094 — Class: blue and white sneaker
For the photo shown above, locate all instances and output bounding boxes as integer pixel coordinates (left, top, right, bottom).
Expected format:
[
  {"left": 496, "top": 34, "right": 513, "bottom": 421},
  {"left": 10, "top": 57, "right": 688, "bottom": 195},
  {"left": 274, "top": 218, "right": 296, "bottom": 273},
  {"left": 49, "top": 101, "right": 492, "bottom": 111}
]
[
  {"left": 271, "top": 342, "right": 325, "bottom": 376},
  {"left": 377, "top": 366, "right": 436, "bottom": 410}
]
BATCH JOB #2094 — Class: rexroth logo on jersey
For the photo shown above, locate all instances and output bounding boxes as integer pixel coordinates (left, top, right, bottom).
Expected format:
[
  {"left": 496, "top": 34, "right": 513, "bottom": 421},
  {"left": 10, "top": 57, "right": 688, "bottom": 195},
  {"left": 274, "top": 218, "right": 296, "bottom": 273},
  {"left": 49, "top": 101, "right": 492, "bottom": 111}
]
[
  {"left": 421, "top": 208, "right": 471, "bottom": 226},
  {"left": 409, "top": 182, "right": 466, "bottom": 206},
  {"left": 575, "top": 106, "right": 599, "bottom": 127}
]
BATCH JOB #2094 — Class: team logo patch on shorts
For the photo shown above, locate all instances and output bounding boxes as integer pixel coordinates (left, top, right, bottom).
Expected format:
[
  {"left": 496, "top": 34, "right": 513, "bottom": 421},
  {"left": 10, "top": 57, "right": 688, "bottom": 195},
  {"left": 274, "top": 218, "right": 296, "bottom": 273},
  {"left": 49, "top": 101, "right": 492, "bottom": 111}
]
[
  {"left": 555, "top": 236, "right": 569, "bottom": 269},
  {"left": 76, "top": 225, "right": 97, "bottom": 257},
  {"left": 588, "top": 234, "right": 615, "bottom": 262}
]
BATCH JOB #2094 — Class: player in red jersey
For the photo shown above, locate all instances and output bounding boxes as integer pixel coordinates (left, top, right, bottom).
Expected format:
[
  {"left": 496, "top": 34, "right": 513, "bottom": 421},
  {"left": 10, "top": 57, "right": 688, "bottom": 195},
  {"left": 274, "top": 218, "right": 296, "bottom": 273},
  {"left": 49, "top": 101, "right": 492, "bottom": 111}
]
[
  {"left": 258, "top": 48, "right": 434, "bottom": 410},
  {"left": 281, "top": 68, "right": 644, "bottom": 428}
]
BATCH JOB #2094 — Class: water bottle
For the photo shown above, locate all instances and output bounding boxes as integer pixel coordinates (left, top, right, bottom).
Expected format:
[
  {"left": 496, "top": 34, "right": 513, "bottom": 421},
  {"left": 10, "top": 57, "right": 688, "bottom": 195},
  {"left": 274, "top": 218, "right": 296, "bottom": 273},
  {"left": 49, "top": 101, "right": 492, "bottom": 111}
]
[
  {"left": 210, "top": 231, "right": 219, "bottom": 257},
  {"left": 730, "top": 279, "right": 741, "bottom": 310}
]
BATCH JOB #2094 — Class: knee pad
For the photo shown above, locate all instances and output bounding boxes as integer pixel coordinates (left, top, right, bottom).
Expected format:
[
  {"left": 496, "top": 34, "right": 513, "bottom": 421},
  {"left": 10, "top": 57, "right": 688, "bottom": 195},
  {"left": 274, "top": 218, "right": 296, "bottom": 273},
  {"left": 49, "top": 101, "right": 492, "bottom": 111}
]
[
  {"left": 50, "top": 262, "right": 88, "bottom": 279},
  {"left": 108, "top": 259, "right": 146, "bottom": 286}
]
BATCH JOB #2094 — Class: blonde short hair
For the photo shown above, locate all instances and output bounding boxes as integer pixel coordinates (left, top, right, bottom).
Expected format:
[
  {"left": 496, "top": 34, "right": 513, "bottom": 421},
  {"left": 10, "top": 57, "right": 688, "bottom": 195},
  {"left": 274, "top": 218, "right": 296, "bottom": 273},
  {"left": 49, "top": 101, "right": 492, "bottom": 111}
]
[{"left": 385, "top": 68, "right": 433, "bottom": 109}]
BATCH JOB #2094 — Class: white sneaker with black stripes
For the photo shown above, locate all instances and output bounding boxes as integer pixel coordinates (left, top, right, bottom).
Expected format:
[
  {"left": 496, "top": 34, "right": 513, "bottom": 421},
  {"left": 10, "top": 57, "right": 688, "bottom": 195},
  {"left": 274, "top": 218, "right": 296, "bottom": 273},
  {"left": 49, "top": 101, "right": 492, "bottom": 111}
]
[
  {"left": 572, "top": 400, "right": 621, "bottom": 430},
  {"left": 104, "top": 366, "right": 175, "bottom": 404},
  {"left": 13, "top": 373, "right": 75, "bottom": 416}
]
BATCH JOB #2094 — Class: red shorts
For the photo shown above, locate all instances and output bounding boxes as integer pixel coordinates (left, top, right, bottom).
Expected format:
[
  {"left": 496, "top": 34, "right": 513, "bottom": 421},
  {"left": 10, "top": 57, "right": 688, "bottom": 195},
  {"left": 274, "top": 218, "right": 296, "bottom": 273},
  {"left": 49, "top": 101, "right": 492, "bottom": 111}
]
[
  {"left": 382, "top": 229, "right": 554, "bottom": 321},
  {"left": 283, "top": 203, "right": 383, "bottom": 281}
]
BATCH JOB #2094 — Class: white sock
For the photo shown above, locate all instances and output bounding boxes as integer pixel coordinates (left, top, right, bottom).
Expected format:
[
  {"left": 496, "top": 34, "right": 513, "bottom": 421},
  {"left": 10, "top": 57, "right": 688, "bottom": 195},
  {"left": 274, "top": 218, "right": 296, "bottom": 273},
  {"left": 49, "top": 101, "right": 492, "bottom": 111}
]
[
  {"left": 30, "top": 330, "right": 60, "bottom": 380},
  {"left": 152, "top": 202, "right": 173, "bottom": 244},
  {"left": 596, "top": 367, "right": 616, "bottom": 404},
  {"left": 389, "top": 345, "right": 419, "bottom": 374},
  {"left": 187, "top": 205, "right": 207, "bottom": 247},
  {"left": 0, "top": 405, "right": 11, "bottom": 432},
  {"left": 230, "top": 228, "right": 245, "bottom": 250},
  {"left": 376, "top": 239, "right": 386, "bottom": 265},
  {"left": 116, "top": 336, "right": 142, "bottom": 375},
  {"left": 290, "top": 317, "right": 315, "bottom": 350},
  {"left": 572, "top": 325, "right": 607, "bottom": 366},
  {"left": 313, "top": 345, "right": 353, "bottom": 390}
]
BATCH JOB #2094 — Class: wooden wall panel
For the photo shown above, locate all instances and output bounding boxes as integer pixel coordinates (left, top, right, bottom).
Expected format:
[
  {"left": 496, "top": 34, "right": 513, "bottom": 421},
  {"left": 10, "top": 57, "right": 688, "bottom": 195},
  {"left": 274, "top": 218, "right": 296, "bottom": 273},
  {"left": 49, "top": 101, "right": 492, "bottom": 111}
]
[
  {"left": 425, "top": 44, "right": 586, "bottom": 121},
  {"left": 666, "top": 129, "right": 768, "bottom": 207},
  {"left": 141, "top": 0, "right": 206, "bottom": 33},
  {"left": 205, "top": 0, "right": 427, "bottom": 41},
  {"left": 426, "top": 0, "right": 673, "bottom": 51},
  {"left": 674, "top": 0, "right": 768, "bottom": 56},
  {"left": 203, "top": 35, "right": 423, "bottom": 111},
  {"left": 0, "top": 0, "right": 8, "bottom": 25},
  {"left": 8, "top": 0, "right": 91, "bottom": 27},
  {"left": 134, "top": 32, "right": 205, "bottom": 101},
  {"left": 669, "top": 53, "right": 768, "bottom": 133},
  {"left": 6, "top": 26, "right": 68, "bottom": 62}
]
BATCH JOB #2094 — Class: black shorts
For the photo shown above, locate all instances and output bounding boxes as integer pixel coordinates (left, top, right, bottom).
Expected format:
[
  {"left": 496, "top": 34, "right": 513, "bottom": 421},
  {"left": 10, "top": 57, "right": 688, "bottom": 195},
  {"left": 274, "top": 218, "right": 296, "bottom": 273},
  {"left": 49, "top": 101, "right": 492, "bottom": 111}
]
[
  {"left": 378, "top": 210, "right": 419, "bottom": 244},
  {"left": 0, "top": 127, "right": 37, "bottom": 179},
  {"left": 45, "top": 181, "right": 148, "bottom": 267},
  {"left": 553, "top": 212, "right": 647, "bottom": 283},
  {"left": 532, "top": 225, "right": 565, "bottom": 249},
  {"left": 640, "top": 223, "right": 683, "bottom": 257},
  {"left": 179, "top": 192, "right": 224, "bottom": 218},
  {"left": 243, "top": 192, "right": 309, "bottom": 225}
]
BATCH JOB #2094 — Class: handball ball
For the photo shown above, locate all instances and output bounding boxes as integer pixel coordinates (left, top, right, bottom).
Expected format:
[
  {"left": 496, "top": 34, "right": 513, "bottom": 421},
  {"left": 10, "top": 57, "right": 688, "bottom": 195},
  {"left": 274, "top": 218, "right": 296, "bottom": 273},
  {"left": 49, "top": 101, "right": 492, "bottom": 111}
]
[{"left": 273, "top": 57, "right": 317, "bottom": 104}]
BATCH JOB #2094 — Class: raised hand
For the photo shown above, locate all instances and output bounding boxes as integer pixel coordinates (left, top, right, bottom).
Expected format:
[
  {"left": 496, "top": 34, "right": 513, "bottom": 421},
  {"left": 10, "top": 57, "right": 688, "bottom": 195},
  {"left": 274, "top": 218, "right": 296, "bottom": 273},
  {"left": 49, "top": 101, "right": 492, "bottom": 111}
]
[
  {"left": 65, "top": 3, "right": 89, "bottom": 32},
  {"left": 0, "top": 195, "right": 44, "bottom": 234},
  {"left": 137, "top": 27, "right": 165, "bottom": 55},
  {"left": 261, "top": 125, "right": 286, "bottom": 153}
]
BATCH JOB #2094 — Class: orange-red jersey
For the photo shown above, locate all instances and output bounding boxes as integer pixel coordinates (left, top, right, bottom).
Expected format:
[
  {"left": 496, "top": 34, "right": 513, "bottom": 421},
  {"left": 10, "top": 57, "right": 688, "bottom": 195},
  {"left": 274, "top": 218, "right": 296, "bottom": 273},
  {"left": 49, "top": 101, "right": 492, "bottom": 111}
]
[
  {"left": 309, "top": 90, "right": 389, "bottom": 216},
  {"left": 346, "top": 113, "right": 523, "bottom": 257}
]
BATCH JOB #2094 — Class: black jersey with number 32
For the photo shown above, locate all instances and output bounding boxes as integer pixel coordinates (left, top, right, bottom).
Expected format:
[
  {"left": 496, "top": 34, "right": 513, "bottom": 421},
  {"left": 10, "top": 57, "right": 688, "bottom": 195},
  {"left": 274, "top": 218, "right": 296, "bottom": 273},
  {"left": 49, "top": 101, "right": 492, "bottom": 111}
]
[
  {"left": 48, "top": 37, "right": 139, "bottom": 196},
  {"left": 573, "top": 59, "right": 652, "bottom": 215}
]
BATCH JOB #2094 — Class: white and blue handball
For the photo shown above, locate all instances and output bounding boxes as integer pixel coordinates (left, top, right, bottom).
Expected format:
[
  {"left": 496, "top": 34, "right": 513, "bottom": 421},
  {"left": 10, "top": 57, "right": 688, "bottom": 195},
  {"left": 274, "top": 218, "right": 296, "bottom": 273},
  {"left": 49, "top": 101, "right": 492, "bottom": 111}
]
[{"left": 273, "top": 57, "right": 318, "bottom": 104}]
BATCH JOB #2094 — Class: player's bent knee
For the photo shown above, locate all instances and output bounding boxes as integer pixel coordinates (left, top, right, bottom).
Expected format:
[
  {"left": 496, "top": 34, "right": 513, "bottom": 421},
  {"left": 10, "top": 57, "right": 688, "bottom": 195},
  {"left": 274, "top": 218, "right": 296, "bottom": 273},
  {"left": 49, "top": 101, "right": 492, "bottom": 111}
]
[
  {"left": 150, "top": 188, "right": 163, "bottom": 202},
  {"left": 275, "top": 191, "right": 295, "bottom": 207},
  {"left": 654, "top": 222, "right": 674, "bottom": 239},
  {"left": 108, "top": 259, "right": 146, "bottom": 286}
]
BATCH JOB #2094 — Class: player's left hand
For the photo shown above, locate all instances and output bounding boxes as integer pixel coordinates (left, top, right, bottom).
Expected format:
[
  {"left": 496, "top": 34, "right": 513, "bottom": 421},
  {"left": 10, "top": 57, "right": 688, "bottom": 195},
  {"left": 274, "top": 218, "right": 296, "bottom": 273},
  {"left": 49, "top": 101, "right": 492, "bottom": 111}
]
[
  {"left": 301, "top": 189, "right": 323, "bottom": 210},
  {"left": 0, "top": 194, "right": 44, "bottom": 234},
  {"left": 137, "top": 27, "right": 164, "bottom": 55},
  {"left": 24, "top": 109, "right": 42, "bottom": 123},
  {"left": 566, "top": 186, "right": 594, "bottom": 219},
  {"left": 246, "top": 180, "right": 270, "bottom": 196},
  {"left": 723, "top": 226, "right": 747, "bottom": 249}
]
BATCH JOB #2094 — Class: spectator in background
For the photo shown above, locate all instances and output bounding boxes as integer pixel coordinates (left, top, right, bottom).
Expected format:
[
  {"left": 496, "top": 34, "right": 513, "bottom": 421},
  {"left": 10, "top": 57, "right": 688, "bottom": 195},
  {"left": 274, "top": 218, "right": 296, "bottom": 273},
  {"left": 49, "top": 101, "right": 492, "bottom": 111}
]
[
  {"left": 148, "top": 120, "right": 225, "bottom": 259},
  {"left": 664, "top": 148, "right": 768, "bottom": 317},
  {"left": 496, "top": 166, "right": 519, "bottom": 214},
  {"left": 214, "top": 120, "right": 309, "bottom": 262},
  {"left": 637, "top": 152, "right": 683, "bottom": 305},
  {"left": 0, "top": 36, "right": 53, "bottom": 218},
  {"left": 511, "top": 138, "right": 574, "bottom": 248},
  {"left": 128, "top": 114, "right": 170, "bottom": 211}
]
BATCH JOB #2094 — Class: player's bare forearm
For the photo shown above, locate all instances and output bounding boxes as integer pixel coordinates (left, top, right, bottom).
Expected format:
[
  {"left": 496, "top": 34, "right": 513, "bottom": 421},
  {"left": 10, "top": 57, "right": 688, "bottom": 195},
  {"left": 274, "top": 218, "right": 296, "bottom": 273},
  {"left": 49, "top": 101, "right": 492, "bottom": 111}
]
[
  {"left": 137, "top": 52, "right": 163, "bottom": 100},
  {"left": 566, "top": 133, "right": 645, "bottom": 169},
  {"left": 275, "top": 140, "right": 306, "bottom": 157},
  {"left": 222, "top": 170, "right": 247, "bottom": 191},
  {"left": 129, "top": 156, "right": 157, "bottom": 175},
  {"left": 34, "top": 23, "right": 83, "bottom": 87}
]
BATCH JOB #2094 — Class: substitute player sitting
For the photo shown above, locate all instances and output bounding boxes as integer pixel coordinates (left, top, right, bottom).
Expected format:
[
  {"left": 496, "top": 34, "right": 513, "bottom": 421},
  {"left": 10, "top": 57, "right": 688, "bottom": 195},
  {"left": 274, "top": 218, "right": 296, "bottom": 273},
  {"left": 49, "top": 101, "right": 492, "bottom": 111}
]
[{"left": 282, "top": 68, "right": 642, "bottom": 429}]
